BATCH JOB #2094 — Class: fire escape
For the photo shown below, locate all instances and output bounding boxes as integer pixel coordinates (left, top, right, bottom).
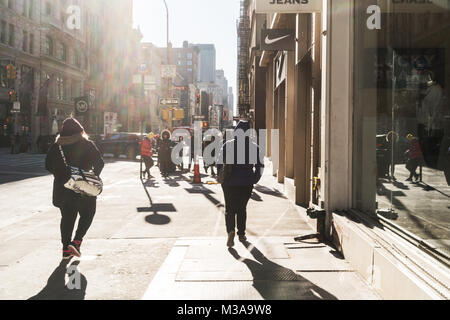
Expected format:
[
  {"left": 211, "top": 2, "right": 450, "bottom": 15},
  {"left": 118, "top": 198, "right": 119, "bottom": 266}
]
[{"left": 237, "top": 0, "right": 250, "bottom": 117}]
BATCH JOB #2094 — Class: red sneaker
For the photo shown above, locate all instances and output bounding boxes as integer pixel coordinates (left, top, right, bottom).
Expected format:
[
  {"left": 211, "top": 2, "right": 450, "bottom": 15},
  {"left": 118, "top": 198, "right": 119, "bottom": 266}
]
[{"left": 68, "top": 240, "right": 82, "bottom": 257}]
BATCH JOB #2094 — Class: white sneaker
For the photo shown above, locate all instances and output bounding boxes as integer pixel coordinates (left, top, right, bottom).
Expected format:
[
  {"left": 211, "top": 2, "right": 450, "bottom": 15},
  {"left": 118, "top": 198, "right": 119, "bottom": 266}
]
[{"left": 227, "top": 232, "right": 235, "bottom": 248}]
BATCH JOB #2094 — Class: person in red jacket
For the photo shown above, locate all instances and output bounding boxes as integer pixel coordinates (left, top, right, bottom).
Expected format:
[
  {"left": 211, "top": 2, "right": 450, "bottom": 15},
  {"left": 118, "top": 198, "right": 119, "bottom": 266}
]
[
  {"left": 405, "top": 134, "right": 423, "bottom": 182},
  {"left": 140, "top": 133, "right": 154, "bottom": 179}
]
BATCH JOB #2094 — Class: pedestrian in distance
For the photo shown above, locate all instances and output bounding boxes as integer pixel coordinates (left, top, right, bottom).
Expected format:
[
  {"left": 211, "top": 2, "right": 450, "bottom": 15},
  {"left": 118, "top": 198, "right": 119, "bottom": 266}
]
[
  {"left": 140, "top": 133, "right": 154, "bottom": 179},
  {"left": 45, "top": 118, "right": 104, "bottom": 260},
  {"left": 158, "top": 130, "right": 172, "bottom": 178},
  {"left": 405, "top": 133, "right": 424, "bottom": 182},
  {"left": 217, "top": 121, "right": 264, "bottom": 248},
  {"left": 203, "top": 135, "right": 217, "bottom": 176},
  {"left": 187, "top": 133, "right": 196, "bottom": 172}
]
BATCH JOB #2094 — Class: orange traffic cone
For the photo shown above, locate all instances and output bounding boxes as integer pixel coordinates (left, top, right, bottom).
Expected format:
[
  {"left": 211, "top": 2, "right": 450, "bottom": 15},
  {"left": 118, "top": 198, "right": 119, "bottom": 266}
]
[{"left": 193, "top": 156, "right": 202, "bottom": 184}]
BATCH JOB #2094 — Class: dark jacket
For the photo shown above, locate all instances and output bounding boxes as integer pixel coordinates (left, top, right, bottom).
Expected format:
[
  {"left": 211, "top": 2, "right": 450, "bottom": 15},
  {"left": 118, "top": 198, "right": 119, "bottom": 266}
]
[
  {"left": 159, "top": 138, "right": 172, "bottom": 163},
  {"left": 216, "top": 121, "right": 264, "bottom": 186},
  {"left": 45, "top": 135, "right": 104, "bottom": 208}
]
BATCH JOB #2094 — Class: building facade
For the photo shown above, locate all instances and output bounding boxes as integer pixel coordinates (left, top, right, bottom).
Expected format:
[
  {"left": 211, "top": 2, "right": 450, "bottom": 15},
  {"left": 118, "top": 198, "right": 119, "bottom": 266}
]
[
  {"left": 0, "top": 0, "right": 42, "bottom": 148},
  {"left": 140, "top": 42, "right": 162, "bottom": 133},
  {"left": 0, "top": 0, "right": 138, "bottom": 148},
  {"left": 241, "top": 0, "right": 450, "bottom": 299},
  {"left": 193, "top": 43, "right": 216, "bottom": 83}
]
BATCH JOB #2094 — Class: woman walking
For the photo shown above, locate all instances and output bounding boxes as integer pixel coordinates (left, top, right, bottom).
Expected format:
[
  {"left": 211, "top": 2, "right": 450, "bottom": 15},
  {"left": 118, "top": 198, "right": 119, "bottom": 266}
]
[
  {"left": 45, "top": 118, "right": 104, "bottom": 260},
  {"left": 217, "top": 121, "right": 264, "bottom": 248},
  {"left": 203, "top": 135, "right": 217, "bottom": 176},
  {"left": 140, "top": 133, "right": 154, "bottom": 179}
]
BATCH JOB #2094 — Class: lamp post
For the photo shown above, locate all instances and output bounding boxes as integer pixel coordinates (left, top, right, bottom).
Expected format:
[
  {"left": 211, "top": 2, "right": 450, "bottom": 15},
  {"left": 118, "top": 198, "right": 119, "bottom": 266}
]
[
  {"left": 162, "top": 0, "right": 170, "bottom": 65},
  {"left": 162, "top": 0, "right": 173, "bottom": 130}
]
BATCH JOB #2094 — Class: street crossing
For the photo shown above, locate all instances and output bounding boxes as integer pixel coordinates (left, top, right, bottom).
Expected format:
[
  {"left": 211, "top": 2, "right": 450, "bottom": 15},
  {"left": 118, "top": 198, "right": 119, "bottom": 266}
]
[
  {"left": 0, "top": 153, "right": 46, "bottom": 169},
  {"left": 0, "top": 151, "right": 47, "bottom": 183}
]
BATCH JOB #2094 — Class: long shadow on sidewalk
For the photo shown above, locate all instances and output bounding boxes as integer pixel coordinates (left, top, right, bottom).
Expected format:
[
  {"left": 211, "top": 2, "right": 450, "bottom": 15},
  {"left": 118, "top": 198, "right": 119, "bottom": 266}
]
[
  {"left": 29, "top": 260, "right": 87, "bottom": 300},
  {"left": 185, "top": 185, "right": 224, "bottom": 209},
  {"left": 138, "top": 178, "right": 174, "bottom": 225},
  {"left": 228, "top": 242, "right": 337, "bottom": 300}
]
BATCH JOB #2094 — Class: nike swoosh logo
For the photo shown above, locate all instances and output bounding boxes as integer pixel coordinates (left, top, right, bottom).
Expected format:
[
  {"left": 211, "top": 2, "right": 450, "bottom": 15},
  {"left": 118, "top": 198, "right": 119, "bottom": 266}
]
[{"left": 265, "top": 34, "right": 291, "bottom": 45}]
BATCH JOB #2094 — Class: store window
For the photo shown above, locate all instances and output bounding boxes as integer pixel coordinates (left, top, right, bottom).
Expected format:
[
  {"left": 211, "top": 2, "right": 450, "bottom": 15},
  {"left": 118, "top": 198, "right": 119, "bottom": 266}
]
[{"left": 353, "top": 1, "right": 450, "bottom": 255}]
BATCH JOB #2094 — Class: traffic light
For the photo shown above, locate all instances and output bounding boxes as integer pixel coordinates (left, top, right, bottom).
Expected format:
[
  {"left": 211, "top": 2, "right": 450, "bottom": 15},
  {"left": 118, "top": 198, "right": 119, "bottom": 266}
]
[
  {"left": 174, "top": 109, "right": 184, "bottom": 120},
  {"left": 6, "top": 64, "right": 17, "bottom": 80},
  {"left": 161, "top": 109, "right": 170, "bottom": 121},
  {"left": 202, "top": 121, "right": 208, "bottom": 128},
  {"left": 196, "top": 94, "right": 200, "bottom": 105},
  {"left": 8, "top": 90, "right": 17, "bottom": 102}
]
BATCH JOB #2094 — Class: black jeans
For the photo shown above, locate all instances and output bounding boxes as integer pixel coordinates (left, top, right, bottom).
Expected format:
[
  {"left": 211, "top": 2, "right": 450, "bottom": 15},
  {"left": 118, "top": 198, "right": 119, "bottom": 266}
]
[
  {"left": 143, "top": 156, "right": 154, "bottom": 174},
  {"left": 222, "top": 185, "right": 253, "bottom": 236},
  {"left": 406, "top": 158, "right": 421, "bottom": 177},
  {"left": 60, "top": 196, "right": 97, "bottom": 249}
]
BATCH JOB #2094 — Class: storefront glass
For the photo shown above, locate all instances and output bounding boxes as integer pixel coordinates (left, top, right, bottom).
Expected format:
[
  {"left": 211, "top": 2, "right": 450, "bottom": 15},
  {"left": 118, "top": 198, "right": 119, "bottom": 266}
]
[{"left": 353, "top": 0, "right": 450, "bottom": 255}]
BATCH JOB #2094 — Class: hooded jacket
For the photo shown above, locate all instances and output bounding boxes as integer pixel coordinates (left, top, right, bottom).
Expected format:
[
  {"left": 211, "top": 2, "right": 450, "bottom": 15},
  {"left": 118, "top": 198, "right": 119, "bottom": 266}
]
[
  {"left": 216, "top": 121, "right": 264, "bottom": 186},
  {"left": 45, "top": 133, "right": 104, "bottom": 208},
  {"left": 158, "top": 130, "right": 173, "bottom": 162}
]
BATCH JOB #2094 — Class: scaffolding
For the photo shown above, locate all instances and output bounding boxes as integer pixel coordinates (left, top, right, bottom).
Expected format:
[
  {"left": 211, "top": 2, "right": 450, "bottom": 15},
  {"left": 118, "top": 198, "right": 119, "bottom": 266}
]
[{"left": 237, "top": 0, "right": 250, "bottom": 117}]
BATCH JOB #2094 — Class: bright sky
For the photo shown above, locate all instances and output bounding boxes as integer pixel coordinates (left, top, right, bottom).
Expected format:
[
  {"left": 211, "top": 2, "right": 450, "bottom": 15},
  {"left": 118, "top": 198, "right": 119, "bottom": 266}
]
[{"left": 133, "top": 0, "right": 241, "bottom": 111}]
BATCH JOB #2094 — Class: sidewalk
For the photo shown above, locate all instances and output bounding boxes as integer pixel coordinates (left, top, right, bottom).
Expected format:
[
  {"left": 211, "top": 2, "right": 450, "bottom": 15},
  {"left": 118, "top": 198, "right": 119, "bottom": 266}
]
[
  {"left": 142, "top": 160, "right": 380, "bottom": 300},
  {"left": 0, "top": 158, "right": 380, "bottom": 299}
]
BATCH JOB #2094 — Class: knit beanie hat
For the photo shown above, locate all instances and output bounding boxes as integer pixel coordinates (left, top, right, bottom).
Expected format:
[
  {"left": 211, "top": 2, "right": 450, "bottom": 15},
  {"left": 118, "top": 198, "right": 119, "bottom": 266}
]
[{"left": 60, "top": 118, "right": 84, "bottom": 137}]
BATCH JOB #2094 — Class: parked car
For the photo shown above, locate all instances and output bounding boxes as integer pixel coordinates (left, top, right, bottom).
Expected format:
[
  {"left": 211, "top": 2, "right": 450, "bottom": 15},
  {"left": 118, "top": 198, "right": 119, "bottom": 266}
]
[{"left": 96, "top": 132, "right": 143, "bottom": 160}]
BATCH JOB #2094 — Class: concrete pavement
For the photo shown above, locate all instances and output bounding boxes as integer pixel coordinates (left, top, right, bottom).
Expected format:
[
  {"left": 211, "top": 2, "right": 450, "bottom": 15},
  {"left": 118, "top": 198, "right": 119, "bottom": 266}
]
[{"left": 0, "top": 155, "right": 379, "bottom": 300}]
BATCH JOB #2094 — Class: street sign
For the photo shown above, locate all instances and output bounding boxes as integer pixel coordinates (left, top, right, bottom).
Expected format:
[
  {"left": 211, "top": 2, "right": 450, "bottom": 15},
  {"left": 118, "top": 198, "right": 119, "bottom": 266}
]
[
  {"left": 161, "top": 65, "right": 177, "bottom": 78},
  {"left": 159, "top": 98, "right": 179, "bottom": 106},
  {"left": 75, "top": 97, "right": 89, "bottom": 113},
  {"left": 12, "top": 101, "right": 20, "bottom": 113},
  {"left": 89, "top": 89, "right": 96, "bottom": 106},
  {"left": 255, "top": 0, "right": 321, "bottom": 13}
]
